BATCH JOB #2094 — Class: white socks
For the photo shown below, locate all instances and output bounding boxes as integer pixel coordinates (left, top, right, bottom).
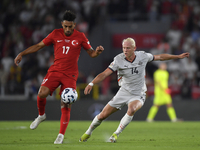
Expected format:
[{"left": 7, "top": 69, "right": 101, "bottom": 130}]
[
  {"left": 85, "top": 113, "right": 133, "bottom": 136},
  {"left": 85, "top": 115, "right": 102, "bottom": 135},
  {"left": 114, "top": 113, "right": 133, "bottom": 135}
]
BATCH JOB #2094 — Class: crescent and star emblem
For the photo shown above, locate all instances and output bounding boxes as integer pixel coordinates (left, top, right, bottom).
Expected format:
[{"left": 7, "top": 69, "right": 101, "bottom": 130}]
[{"left": 71, "top": 40, "right": 78, "bottom": 46}]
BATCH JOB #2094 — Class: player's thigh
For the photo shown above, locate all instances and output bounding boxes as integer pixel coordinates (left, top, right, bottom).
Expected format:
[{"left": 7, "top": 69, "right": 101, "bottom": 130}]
[
  {"left": 98, "top": 104, "right": 118, "bottom": 120},
  {"left": 60, "top": 75, "right": 76, "bottom": 95},
  {"left": 108, "top": 87, "right": 129, "bottom": 110},
  {"left": 41, "top": 72, "right": 61, "bottom": 96}
]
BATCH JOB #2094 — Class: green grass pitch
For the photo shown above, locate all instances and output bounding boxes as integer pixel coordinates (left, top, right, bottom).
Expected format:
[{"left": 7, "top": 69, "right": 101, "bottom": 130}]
[{"left": 0, "top": 121, "right": 200, "bottom": 150}]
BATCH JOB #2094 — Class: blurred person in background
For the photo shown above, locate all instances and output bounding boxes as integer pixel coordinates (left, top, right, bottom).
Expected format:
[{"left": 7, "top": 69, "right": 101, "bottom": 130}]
[
  {"left": 79, "top": 38, "right": 189, "bottom": 143},
  {"left": 146, "top": 63, "right": 180, "bottom": 122},
  {"left": 14, "top": 10, "right": 104, "bottom": 144}
]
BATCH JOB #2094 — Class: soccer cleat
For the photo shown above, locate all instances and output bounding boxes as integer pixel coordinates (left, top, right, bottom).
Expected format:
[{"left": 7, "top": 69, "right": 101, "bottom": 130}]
[
  {"left": 54, "top": 133, "right": 64, "bottom": 144},
  {"left": 79, "top": 133, "right": 91, "bottom": 142},
  {"left": 171, "top": 118, "right": 183, "bottom": 122},
  {"left": 30, "top": 114, "right": 46, "bottom": 130},
  {"left": 146, "top": 118, "right": 154, "bottom": 122},
  {"left": 109, "top": 133, "right": 118, "bottom": 143}
]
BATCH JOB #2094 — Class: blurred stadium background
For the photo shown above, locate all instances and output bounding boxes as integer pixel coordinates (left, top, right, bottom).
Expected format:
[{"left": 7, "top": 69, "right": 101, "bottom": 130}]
[{"left": 0, "top": 0, "right": 200, "bottom": 121}]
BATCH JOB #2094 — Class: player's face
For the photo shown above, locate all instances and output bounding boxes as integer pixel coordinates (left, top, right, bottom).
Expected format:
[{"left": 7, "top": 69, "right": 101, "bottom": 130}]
[
  {"left": 62, "top": 20, "right": 76, "bottom": 36},
  {"left": 122, "top": 41, "right": 136, "bottom": 59},
  {"left": 160, "top": 63, "right": 167, "bottom": 70}
]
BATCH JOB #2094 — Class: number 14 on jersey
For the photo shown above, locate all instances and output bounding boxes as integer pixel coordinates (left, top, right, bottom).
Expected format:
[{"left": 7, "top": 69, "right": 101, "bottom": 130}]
[{"left": 131, "top": 67, "right": 138, "bottom": 74}]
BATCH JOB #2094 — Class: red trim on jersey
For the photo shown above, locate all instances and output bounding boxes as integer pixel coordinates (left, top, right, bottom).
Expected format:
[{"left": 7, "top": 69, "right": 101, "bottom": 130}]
[{"left": 118, "top": 77, "right": 122, "bottom": 82}]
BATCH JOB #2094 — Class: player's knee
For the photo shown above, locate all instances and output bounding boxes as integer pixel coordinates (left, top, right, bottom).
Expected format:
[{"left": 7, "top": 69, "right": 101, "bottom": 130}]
[
  {"left": 38, "top": 93, "right": 47, "bottom": 98},
  {"left": 127, "top": 106, "right": 139, "bottom": 116},
  {"left": 61, "top": 102, "right": 71, "bottom": 109},
  {"left": 154, "top": 105, "right": 160, "bottom": 108},
  {"left": 166, "top": 103, "right": 173, "bottom": 107},
  {"left": 98, "top": 113, "right": 107, "bottom": 121},
  {"left": 38, "top": 86, "right": 50, "bottom": 98},
  {"left": 38, "top": 90, "right": 48, "bottom": 98}
]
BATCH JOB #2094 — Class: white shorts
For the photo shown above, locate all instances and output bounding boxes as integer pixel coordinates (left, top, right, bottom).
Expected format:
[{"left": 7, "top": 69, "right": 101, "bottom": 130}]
[{"left": 108, "top": 87, "right": 146, "bottom": 110}]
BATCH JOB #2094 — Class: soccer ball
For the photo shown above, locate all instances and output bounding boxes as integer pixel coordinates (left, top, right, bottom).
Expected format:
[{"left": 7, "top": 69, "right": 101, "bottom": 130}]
[{"left": 61, "top": 88, "right": 78, "bottom": 104}]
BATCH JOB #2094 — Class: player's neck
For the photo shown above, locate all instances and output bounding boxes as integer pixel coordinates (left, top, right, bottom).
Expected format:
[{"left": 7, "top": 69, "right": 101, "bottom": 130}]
[
  {"left": 126, "top": 54, "right": 136, "bottom": 62},
  {"left": 64, "top": 29, "right": 75, "bottom": 37}
]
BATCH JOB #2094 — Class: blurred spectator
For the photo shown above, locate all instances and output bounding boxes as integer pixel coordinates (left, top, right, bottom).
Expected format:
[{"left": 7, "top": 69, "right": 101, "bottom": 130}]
[
  {"left": 86, "top": 71, "right": 96, "bottom": 84},
  {"left": 181, "top": 73, "right": 192, "bottom": 99},
  {"left": 191, "top": 26, "right": 200, "bottom": 42},
  {"left": 37, "top": 50, "right": 49, "bottom": 70},
  {"left": 195, "top": 49, "right": 200, "bottom": 86},
  {"left": 21, "top": 55, "right": 38, "bottom": 81},
  {"left": 160, "top": 0, "right": 173, "bottom": 15},
  {"left": 168, "top": 59, "right": 183, "bottom": 85},
  {"left": 41, "top": 15, "right": 55, "bottom": 36},
  {"left": 157, "top": 37, "right": 171, "bottom": 53},
  {"left": 1, "top": 52, "right": 13, "bottom": 87},
  {"left": 7, "top": 64, "right": 22, "bottom": 94},
  {"left": 1, "top": 51, "right": 13, "bottom": 74},
  {"left": 166, "top": 25, "right": 182, "bottom": 50},
  {"left": 182, "top": 33, "right": 196, "bottom": 58},
  {"left": 180, "top": 57, "right": 198, "bottom": 84},
  {"left": 147, "top": 0, "right": 161, "bottom": 22},
  {"left": 32, "top": 26, "right": 43, "bottom": 44}
]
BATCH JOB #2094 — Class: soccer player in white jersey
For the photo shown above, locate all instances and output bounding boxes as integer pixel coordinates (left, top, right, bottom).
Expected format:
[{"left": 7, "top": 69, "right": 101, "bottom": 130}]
[{"left": 79, "top": 38, "right": 190, "bottom": 143}]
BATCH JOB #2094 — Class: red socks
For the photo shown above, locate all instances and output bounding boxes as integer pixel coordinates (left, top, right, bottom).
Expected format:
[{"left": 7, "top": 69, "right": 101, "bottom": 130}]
[
  {"left": 37, "top": 96, "right": 70, "bottom": 135},
  {"left": 59, "top": 107, "right": 71, "bottom": 135},
  {"left": 37, "top": 96, "right": 46, "bottom": 115}
]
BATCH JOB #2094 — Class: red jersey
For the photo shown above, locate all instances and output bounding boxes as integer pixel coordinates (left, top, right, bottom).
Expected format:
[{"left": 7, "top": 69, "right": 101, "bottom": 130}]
[{"left": 43, "top": 29, "right": 92, "bottom": 81}]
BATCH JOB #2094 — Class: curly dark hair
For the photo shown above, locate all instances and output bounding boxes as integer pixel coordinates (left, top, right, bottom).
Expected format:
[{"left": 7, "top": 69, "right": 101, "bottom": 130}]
[{"left": 62, "top": 10, "right": 76, "bottom": 22}]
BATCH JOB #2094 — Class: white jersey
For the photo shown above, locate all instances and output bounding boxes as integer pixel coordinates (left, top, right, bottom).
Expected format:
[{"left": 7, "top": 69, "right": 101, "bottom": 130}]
[{"left": 108, "top": 51, "right": 154, "bottom": 96}]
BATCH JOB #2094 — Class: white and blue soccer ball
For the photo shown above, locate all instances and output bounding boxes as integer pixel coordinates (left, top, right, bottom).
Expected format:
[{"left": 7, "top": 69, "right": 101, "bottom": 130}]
[{"left": 61, "top": 88, "right": 78, "bottom": 104}]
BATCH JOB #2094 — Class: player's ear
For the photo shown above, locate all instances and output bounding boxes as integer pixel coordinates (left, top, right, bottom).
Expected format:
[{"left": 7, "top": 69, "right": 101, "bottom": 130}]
[
  {"left": 73, "top": 22, "right": 76, "bottom": 28},
  {"left": 61, "top": 21, "right": 64, "bottom": 27}
]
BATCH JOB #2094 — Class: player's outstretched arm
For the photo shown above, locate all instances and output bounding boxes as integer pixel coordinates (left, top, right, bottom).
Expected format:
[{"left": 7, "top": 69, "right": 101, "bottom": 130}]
[
  {"left": 154, "top": 52, "right": 190, "bottom": 61},
  {"left": 84, "top": 68, "right": 113, "bottom": 95},
  {"left": 86, "top": 45, "right": 104, "bottom": 58},
  {"left": 14, "top": 41, "right": 46, "bottom": 66}
]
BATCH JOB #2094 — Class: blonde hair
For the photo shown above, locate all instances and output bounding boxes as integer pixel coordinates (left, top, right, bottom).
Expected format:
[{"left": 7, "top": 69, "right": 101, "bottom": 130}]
[{"left": 122, "top": 38, "right": 136, "bottom": 47}]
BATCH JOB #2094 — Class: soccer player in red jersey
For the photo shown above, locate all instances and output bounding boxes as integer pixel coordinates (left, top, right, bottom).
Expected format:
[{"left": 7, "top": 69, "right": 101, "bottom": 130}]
[{"left": 14, "top": 10, "right": 104, "bottom": 144}]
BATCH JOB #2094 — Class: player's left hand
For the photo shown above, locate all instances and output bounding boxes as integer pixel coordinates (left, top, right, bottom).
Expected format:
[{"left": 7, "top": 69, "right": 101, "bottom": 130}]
[
  {"left": 84, "top": 85, "right": 93, "bottom": 95},
  {"left": 178, "top": 52, "right": 190, "bottom": 59},
  {"left": 96, "top": 45, "right": 104, "bottom": 54}
]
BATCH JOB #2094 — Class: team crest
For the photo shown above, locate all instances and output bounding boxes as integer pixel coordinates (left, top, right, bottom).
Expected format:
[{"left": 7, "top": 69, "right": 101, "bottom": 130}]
[
  {"left": 71, "top": 40, "right": 78, "bottom": 46},
  {"left": 138, "top": 61, "right": 143, "bottom": 65}
]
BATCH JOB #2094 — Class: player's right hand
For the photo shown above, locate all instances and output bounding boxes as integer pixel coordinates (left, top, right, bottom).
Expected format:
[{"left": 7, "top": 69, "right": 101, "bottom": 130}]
[
  {"left": 84, "top": 85, "right": 93, "bottom": 95},
  {"left": 14, "top": 54, "right": 22, "bottom": 66}
]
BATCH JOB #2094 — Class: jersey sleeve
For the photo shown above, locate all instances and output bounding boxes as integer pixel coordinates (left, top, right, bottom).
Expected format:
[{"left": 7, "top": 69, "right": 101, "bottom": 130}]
[
  {"left": 145, "top": 52, "right": 154, "bottom": 62},
  {"left": 108, "top": 57, "right": 119, "bottom": 72},
  {"left": 81, "top": 33, "right": 92, "bottom": 50},
  {"left": 42, "top": 30, "right": 55, "bottom": 46}
]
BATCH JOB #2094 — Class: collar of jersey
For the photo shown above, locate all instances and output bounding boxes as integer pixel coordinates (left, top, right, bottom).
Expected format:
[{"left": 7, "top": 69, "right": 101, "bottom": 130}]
[{"left": 124, "top": 55, "right": 136, "bottom": 63}]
